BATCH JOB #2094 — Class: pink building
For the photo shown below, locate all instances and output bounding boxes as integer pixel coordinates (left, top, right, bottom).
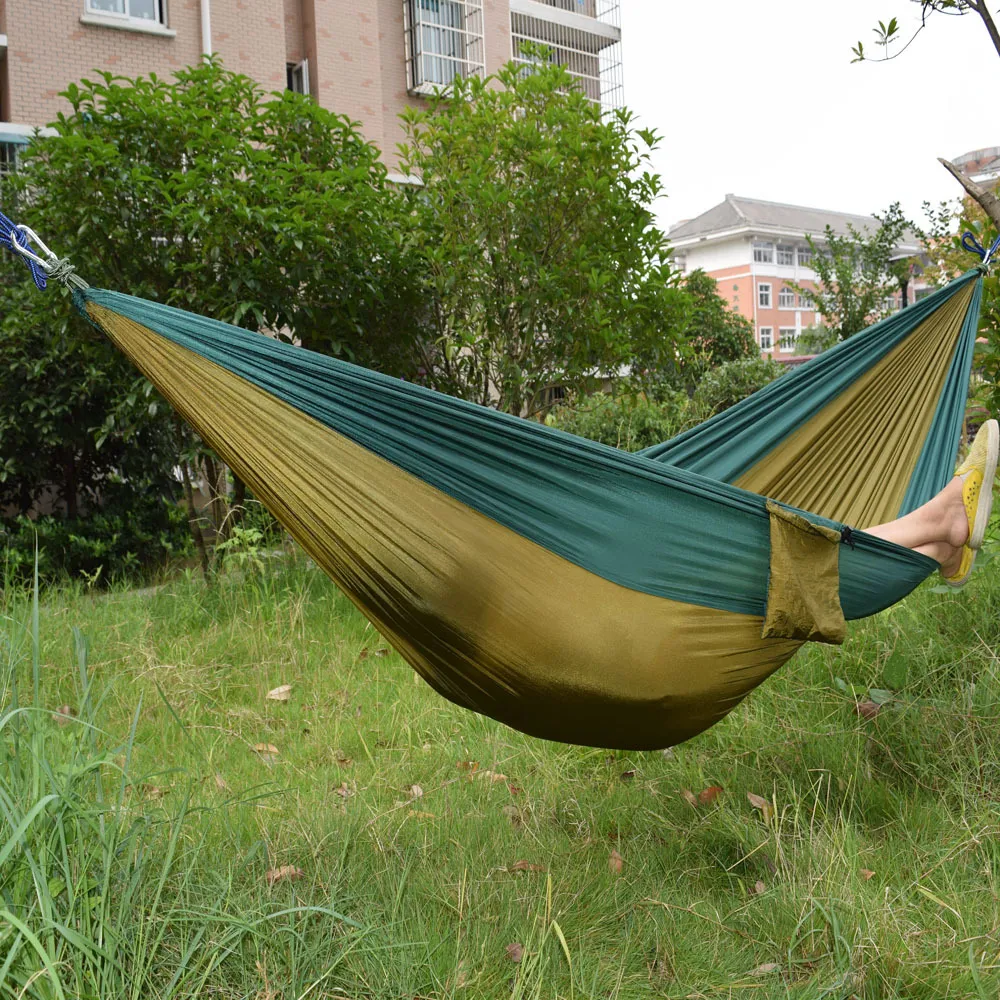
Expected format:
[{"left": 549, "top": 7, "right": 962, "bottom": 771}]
[
  {"left": 0, "top": 0, "right": 623, "bottom": 176},
  {"left": 669, "top": 194, "right": 923, "bottom": 361}
]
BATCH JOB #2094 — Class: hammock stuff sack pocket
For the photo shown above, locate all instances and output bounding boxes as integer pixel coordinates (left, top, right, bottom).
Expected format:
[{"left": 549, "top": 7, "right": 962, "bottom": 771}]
[{"left": 0, "top": 213, "right": 988, "bottom": 749}]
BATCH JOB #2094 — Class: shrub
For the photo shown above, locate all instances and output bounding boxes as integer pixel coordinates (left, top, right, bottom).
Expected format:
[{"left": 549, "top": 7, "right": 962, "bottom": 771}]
[
  {"left": 547, "top": 392, "right": 693, "bottom": 451},
  {"left": 0, "top": 488, "right": 190, "bottom": 587},
  {"left": 692, "top": 356, "right": 786, "bottom": 418}
]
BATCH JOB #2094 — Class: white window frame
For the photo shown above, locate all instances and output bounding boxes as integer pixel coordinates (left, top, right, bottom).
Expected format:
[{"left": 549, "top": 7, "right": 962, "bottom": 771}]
[
  {"left": 286, "top": 59, "right": 310, "bottom": 96},
  {"left": 753, "top": 241, "right": 774, "bottom": 264},
  {"left": 84, "top": 0, "right": 168, "bottom": 27},
  {"left": 797, "top": 247, "right": 813, "bottom": 268},
  {"left": 405, "top": 0, "right": 486, "bottom": 95},
  {"left": 776, "top": 245, "right": 795, "bottom": 266},
  {"left": 759, "top": 327, "right": 773, "bottom": 351},
  {"left": 797, "top": 292, "right": 813, "bottom": 311},
  {"left": 779, "top": 328, "right": 796, "bottom": 353},
  {"left": 777, "top": 287, "right": 795, "bottom": 309},
  {"left": 758, "top": 283, "right": 772, "bottom": 309}
]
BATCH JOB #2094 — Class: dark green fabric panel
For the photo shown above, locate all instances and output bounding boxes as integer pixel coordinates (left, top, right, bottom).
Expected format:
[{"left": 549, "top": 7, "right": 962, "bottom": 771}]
[
  {"left": 898, "top": 279, "right": 982, "bottom": 516},
  {"left": 78, "top": 288, "right": 937, "bottom": 620},
  {"left": 640, "top": 271, "right": 980, "bottom": 513}
]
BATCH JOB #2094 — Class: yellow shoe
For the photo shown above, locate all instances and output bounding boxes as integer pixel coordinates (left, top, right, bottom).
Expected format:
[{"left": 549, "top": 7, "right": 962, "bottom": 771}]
[
  {"left": 943, "top": 545, "right": 975, "bottom": 588},
  {"left": 955, "top": 418, "right": 999, "bottom": 550}
]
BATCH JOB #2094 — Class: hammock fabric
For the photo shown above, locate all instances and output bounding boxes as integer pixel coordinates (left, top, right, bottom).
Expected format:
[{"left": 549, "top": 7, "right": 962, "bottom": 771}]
[{"left": 72, "top": 270, "right": 982, "bottom": 750}]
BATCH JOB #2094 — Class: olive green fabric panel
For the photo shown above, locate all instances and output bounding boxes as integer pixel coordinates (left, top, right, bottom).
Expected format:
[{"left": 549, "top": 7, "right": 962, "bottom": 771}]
[
  {"left": 640, "top": 272, "right": 980, "bottom": 520},
  {"left": 735, "top": 284, "right": 975, "bottom": 528},
  {"left": 900, "top": 278, "right": 983, "bottom": 515},
  {"left": 89, "top": 303, "right": 803, "bottom": 750},
  {"left": 762, "top": 501, "right": 846, "bottom": 645}
]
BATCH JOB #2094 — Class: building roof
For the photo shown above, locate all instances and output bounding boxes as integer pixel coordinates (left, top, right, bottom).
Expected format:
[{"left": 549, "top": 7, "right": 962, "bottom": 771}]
[{"left": 668, "top": 194, "right": 908, "bottom": 247}]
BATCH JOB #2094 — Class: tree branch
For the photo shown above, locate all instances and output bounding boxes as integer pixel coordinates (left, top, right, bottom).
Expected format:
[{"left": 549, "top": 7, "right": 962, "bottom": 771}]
[
  {"left": 938, "top": 157, "right": 1000, "bottom": 232},
  {"left": 975, "top": 1, "right": 1000, "bottom": 60}
]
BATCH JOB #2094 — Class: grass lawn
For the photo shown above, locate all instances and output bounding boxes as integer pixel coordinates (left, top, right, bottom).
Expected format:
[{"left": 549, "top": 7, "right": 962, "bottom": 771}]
[{"left": 2, "top": 540, "right": 1000, "bottom": 999}]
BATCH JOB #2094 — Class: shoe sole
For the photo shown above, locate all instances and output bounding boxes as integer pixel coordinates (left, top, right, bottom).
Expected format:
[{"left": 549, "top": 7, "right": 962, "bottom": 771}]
[
  {"left": 944, "top": 553, "right": 975, "bottom": 588},
  {"left": 969, "top": 418, "right": 999, "bottom": 550}
]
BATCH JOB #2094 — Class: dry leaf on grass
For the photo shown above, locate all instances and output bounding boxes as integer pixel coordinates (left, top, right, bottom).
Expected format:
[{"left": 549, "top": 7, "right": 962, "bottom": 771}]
[
  {"left": 620, "top": 769, "right": 637, "bottom": 781},
  {"left": 680, "top": 789, "right": 699, "bottom": 808},
  {"left": 253, "top": 743, "right": 279, "bottom": 756},
  {"left": 214, "top": 773, "right": 229, "bottom": 792},
  {"left": 51, "top": 705, "right": 76, "bottom": 725},
  {"left": 609, "top": 848, "right": 624, "bottom": 874},
  {"left": 507, "top": 783, "right": 523, "bottom": 796},
  {"left": 753, "top": 880, "right": 766, "bottom": 895},
  {"left": 505, "top": 942, "right": 524, "bottom": 963},
  {"left": 698, "top": 785, "right": 723, "bottom": 805},
  {"left": 143, "top": 785, "right": 166, "bottom": 801},
  {"left": 478, "top": 770, "right": 508, "bottom": 784},
  {"left": 265, "top": 865, "right": 304, "bottom": 887},
  {"left": 265, "top": 684, "right": 292, "bottom": 702},
  {"left": 749, "top": 963, "right": 780, "bottom": 976},
  {"left": 747, "top": 792, "right": 773, "bottom": 821},
  {"left": 335, "top": 751, "right": 353, "bottom": 766},
  {"left": 860, "top": 868, "right": 876, "bottom": 881},
  {"left": 457, "top": 760, "right": 480, "bottom": 774},
  {"left": 409, "top": 784, "right": 424, "bottom": 799},
  {"left": 334, "top": 782, "right": 352, "bottom": 799},
  {"left": 510, "top": 860, "right": 546, "bottom": 873},
  {"left": 855, "top": 700, "right": 881, "bottom": 720}
]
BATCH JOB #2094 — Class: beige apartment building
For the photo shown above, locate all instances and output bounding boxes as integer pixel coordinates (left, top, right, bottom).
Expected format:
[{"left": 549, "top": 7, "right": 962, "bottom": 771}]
[
  {"left": 0, "top": 0, "right": 623, "bottom": 176},
  {"left": 669, "top": 195, "right": 925, "bottom": 362}
]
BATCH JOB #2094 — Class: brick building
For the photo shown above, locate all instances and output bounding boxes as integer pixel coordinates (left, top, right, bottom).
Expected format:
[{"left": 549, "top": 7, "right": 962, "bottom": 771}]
[
  {"left": 0, "top": 0, "right": 623, "bottom": 176},
  {"left": 668, "top": 194, "right": 923, "bottom": 361}
]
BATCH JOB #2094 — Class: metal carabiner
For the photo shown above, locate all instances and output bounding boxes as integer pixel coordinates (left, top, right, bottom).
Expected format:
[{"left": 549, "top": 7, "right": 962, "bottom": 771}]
[{"left": 9, "top": 224, "right": 57, "bottom": 271}]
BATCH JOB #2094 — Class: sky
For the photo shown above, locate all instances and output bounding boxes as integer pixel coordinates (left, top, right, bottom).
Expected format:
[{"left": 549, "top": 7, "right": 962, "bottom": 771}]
[{"left": 621, "top": 0, "right": 999, "bottom": 233}]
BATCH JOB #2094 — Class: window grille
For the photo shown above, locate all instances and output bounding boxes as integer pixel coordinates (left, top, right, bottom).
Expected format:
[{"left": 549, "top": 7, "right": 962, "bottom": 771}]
[
  {"left": 405, "top": 0, "right": 485, "bottom": 95},
  {"left": 511, "top": 0, "right": 623, "bottom": 111}
]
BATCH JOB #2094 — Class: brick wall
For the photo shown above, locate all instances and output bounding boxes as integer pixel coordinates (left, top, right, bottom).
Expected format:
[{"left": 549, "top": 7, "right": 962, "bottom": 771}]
[
  {"left": 4, "top": 0, "right": 289, "bottom": 125},
  {"left": 4, "top": 1, "right": 520, "bottom": 166}
]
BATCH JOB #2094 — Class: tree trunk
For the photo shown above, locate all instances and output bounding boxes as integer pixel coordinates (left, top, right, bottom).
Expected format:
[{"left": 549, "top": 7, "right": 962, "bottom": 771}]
[
  {"left": 181, "top": 460, "right": 210, "bottom": 582},
  {"left": 64, "top": 451, "right": 78, "bottom": 520},
  {"left": 939, "top": 157, "right": 1000, "bottom": 234}
]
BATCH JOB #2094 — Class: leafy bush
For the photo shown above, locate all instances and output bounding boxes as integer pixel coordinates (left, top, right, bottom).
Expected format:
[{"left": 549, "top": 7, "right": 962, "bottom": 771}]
[
  {"left": 1, "top": 488, "right": 190, "bottom": 586},
  {"left": 692, "top": 356, "right": 786, "bottom": 418},
  {"left": 546, "top": 392, "right": 693, "bottom": 451}
]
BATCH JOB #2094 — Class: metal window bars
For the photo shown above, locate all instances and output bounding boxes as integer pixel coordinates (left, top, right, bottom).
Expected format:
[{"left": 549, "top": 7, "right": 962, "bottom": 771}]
[
  {"left": 405, "top": 0, "right": 485, "bottom": 95},
  {"left": 511, "top": 0, "right": 622, "bottom": 111}
]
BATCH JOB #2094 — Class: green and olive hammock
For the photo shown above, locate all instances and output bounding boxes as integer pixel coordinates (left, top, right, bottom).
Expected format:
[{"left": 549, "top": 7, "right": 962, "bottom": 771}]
[{"left": 1, "top": 216, "right": 989, "bottom": 750}]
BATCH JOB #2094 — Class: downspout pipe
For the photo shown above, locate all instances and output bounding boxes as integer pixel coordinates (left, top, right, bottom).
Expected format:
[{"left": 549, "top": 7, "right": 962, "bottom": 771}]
[{"left": 201, "top": 0, "right": 212, "bottom": 57}]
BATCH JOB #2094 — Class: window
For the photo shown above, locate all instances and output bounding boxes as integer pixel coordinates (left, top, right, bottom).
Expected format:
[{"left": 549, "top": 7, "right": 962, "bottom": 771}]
[
  {"left": 86, "top": 0, "right": 167, "bottom": 24},
  {"left": 776, "top": 245, "right": 795, "bottom": 266},
  {"left": 797, "top": 293, "right": 812, "bottom": 310},
  {"left": 759, "top": 327, "right": 773, "bottom": 351},
  {"left": 406, "top": 0, "right": 485, "bottom": 93},
  {"left": 758, "top": 283, "right": 771, "bottom": 308},
  {"left": 778, "top": 287, "right": 795, "bottom": 308},
  {"left": 797, "top": 247, "right": 813, "bottom": 267},
  {"left": 779, "top": 328, "right": 796, "bottom": 352},
  {"left": 286, "top": 60, "right": 310, "bottom": 95},
  {"left": 753, "top": 241, "right": 774, "bottom": 264}
]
